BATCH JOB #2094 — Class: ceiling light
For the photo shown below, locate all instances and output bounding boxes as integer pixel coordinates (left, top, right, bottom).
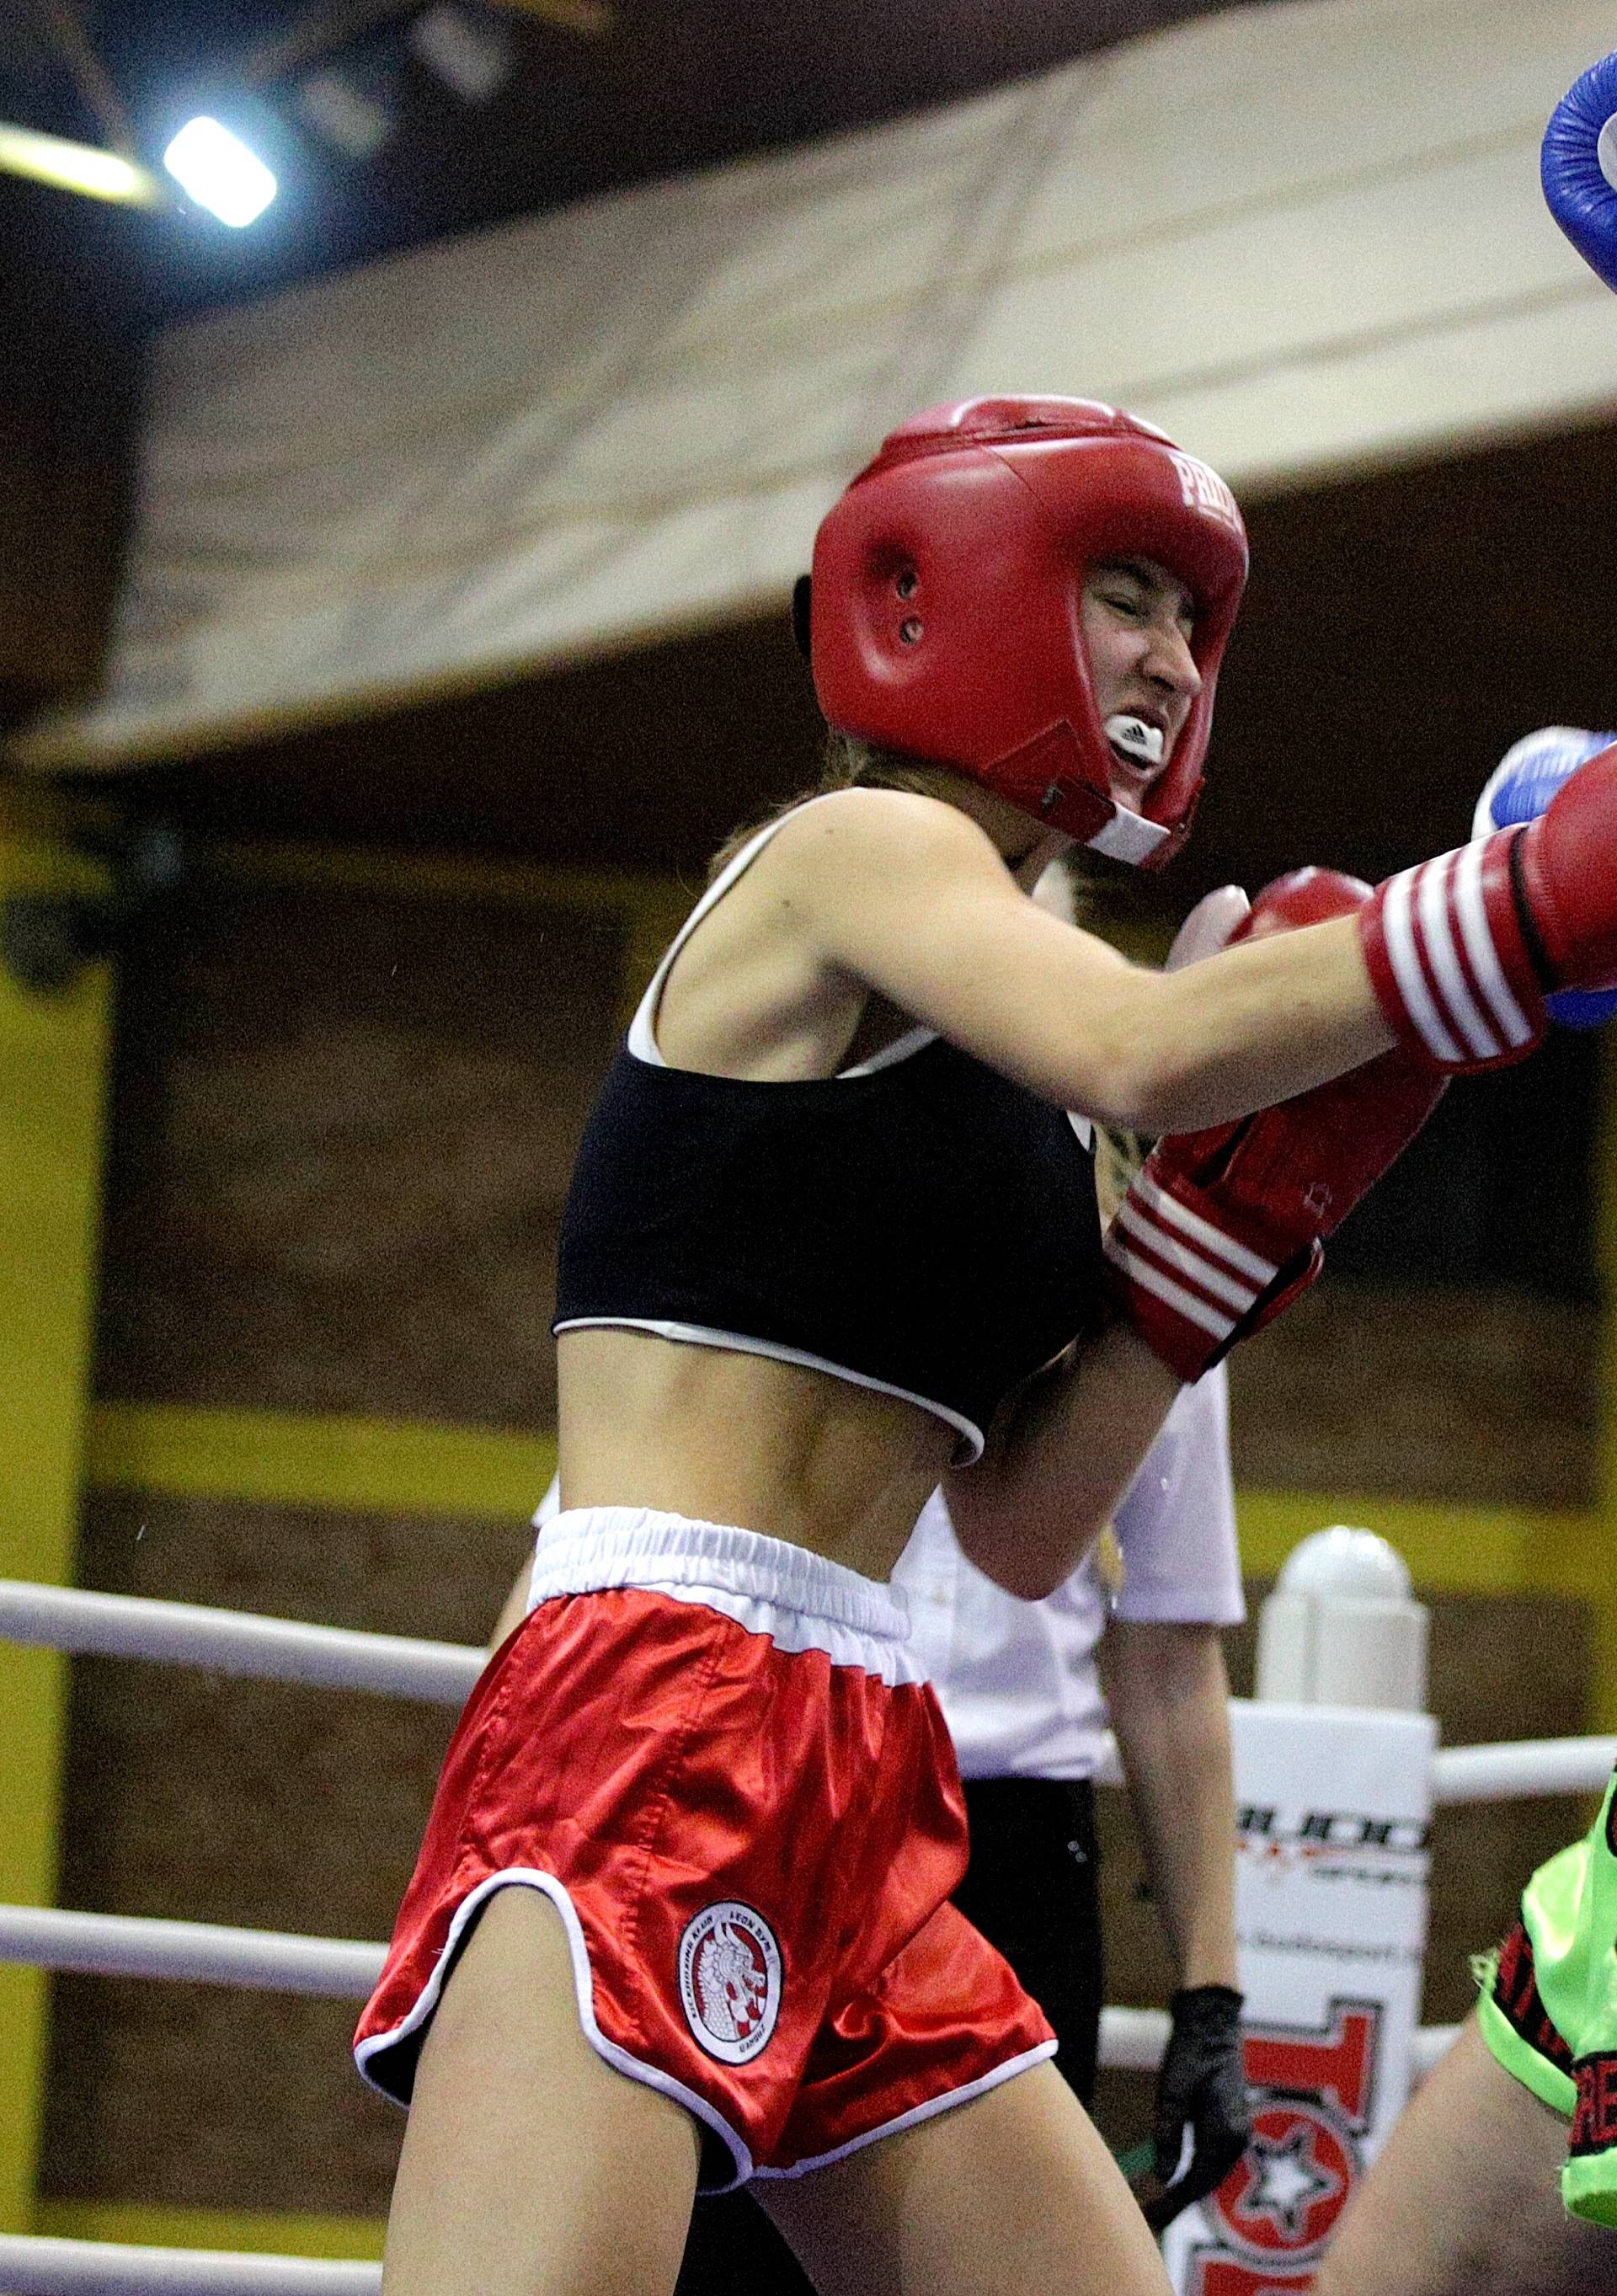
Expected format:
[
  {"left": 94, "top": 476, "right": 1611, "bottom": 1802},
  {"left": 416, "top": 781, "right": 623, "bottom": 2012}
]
[
  {"left": 162, "top": 115, "right": 277, "bottom": 227},
  {"left": 0, "top": 120, "right": 160, "bottom": 206},
  {"left": 297, "top": 67, "right": 395, "bottom": 158},
  {"left": 409, "top": 6, "right": 514, "bottom": 103}
]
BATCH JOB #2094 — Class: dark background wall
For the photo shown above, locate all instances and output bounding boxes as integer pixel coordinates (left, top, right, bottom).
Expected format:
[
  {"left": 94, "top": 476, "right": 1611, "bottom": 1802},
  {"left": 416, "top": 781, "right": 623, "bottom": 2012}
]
[
  {"left": 45, "top": 862, "right": 632, "bottom": 2218},
  {"left": 0, "top": 175, "right": 144, "bottom": 733}
]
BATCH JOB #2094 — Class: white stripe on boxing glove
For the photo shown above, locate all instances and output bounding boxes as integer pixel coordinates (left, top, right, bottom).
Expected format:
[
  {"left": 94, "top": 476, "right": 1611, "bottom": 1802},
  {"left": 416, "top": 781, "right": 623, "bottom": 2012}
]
[
  {"left": 1108, "top": 1204, "right": 1254, "bottom": 1318},
  {"left": 1104, "top": 1169, "right": 1277, "bottom": 1356},
  {"left": 1123, "top": 1168, "right": 1277, "bottom": 1292},
  {"left": 1450, "top": 841, "right": 1537, "bottom": 1051},
  {"left": 1104, "top": 1234, "right": 1240, "bottom": 1345},
  {"left": 1362, "top": 835, "right": 1542, "bottom": 1071}
]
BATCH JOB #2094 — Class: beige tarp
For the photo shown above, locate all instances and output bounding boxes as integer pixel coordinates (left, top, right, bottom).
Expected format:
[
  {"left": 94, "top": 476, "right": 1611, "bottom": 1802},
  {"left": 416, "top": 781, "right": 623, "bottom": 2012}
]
[{"left": 19, "top": 0, "right": 1617, "bottom": 767}]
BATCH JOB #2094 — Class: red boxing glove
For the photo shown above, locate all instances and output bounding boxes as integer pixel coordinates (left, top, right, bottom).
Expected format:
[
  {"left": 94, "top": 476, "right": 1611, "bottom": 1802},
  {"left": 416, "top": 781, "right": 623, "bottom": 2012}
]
[
  {"left": 1359, "top": 739, "right": 1617, "bottom": 1071},
  {"left": 1106, "top": 870, "right": 1448, "bottom": 1381}
]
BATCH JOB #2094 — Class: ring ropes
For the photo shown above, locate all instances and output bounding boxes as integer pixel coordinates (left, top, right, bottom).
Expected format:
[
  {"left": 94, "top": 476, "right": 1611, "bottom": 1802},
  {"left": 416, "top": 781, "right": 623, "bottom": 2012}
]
[{"left": 2, "top": 1577, "right": 1611, "bottom": 2293}]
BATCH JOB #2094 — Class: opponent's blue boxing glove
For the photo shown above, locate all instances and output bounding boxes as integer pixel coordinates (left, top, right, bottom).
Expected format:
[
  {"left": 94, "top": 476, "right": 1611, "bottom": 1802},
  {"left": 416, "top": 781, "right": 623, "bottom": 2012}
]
[
  {"left": 1543, "top": 51, "right": 1617, "bottom": 292},
  {"left": 1473, "top": 728, "right": 1617, "bottom": 1028}
]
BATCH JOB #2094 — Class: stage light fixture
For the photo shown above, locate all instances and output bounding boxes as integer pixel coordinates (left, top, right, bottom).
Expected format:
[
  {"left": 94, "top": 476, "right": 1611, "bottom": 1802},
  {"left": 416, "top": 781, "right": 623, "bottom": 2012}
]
[
  {"left": 162, "top": 115, "right": 277, "bottom": 226},
  {"left": 0, "top": 120, "right": 160, "bottom": 206},
  {"left": 409, "top": 6, "right": 514, "bottom": 103}
]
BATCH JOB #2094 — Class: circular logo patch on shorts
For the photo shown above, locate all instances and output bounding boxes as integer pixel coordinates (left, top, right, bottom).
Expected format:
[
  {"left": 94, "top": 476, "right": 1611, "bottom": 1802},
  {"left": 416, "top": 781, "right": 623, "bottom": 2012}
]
[{"left": 677, "top": 1902, "right": 782, "bottom": 2064}]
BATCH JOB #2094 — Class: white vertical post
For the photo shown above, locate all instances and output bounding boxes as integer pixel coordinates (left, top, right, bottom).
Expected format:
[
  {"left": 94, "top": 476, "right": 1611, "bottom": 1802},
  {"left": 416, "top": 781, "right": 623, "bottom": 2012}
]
[
  {"left": 1255, "top": 1525, "right": 1429, "bottom": 1712},
  {"left": 1161, "top": 1532, "right": 1434, "bottom": 2293}
]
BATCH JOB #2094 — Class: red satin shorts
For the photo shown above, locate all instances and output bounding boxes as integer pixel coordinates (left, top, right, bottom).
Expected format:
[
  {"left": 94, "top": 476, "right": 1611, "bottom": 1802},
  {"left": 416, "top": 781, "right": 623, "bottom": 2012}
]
[{"left": 354, "top": 1508, "right": 1054, "bottom": 2187}]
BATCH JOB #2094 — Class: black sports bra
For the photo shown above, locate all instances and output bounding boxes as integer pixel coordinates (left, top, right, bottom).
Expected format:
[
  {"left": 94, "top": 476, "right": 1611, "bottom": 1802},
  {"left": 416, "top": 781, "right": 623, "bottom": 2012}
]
[{"left": 552, "top": 800, "right": 1103, "bottom": 1460}]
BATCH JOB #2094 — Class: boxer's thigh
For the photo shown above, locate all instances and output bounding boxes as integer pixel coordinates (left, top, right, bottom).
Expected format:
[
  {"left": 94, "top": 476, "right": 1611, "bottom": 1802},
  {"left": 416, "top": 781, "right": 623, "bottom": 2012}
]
[
  {"left": 1313, "top": 2018, "right": 1615, "bottom": 2296},
  {"left": 758, "top": 2058, "right": 1170, "bottom": 2296},
  {"left": 382, "top": 1889, "right": 702, "bottom": 2296}
]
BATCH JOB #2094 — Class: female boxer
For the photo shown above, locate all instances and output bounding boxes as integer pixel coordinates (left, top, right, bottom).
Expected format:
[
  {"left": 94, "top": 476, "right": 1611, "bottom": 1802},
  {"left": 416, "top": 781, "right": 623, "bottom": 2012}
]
[
  {"left": 506, "top": 873, "right": 1251, "bottom": 2296},
  {"left": 352, "top": 397, "right": 1617, "bottom": 2296}
]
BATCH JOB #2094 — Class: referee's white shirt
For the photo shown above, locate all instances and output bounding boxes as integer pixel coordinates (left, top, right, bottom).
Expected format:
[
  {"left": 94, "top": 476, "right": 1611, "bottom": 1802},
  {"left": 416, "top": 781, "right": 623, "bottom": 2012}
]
[{"left": 893, "top": 1366, "right": 1244, "bottom": 1781}]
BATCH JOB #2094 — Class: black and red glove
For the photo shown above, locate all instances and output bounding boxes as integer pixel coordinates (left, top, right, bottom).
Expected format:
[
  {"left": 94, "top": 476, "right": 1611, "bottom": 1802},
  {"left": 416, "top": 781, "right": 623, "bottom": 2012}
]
[
  {"left": 1360, "top": 736, "right": 1617, "bottom": 1070},
  {"left": 1106, "top": 869, "right": 1447, "bottom": 1382}
]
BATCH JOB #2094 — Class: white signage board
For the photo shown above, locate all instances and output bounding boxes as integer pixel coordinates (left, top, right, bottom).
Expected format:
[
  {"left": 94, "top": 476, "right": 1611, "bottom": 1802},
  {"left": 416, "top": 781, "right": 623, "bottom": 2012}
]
[{"left": 1164, "top": 1701, "right": 1436, "bottom": 2295}]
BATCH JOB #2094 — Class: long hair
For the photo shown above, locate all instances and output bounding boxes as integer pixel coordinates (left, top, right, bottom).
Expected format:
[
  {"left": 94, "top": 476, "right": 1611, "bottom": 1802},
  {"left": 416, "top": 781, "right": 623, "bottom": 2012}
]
[{"left": 707, "top": 734, "right": 959, "bottom": 884}]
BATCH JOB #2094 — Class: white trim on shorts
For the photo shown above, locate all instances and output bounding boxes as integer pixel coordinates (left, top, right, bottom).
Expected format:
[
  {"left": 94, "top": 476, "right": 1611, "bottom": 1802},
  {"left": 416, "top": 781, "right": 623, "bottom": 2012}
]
[
  {"left": 750, "top": 2035, "right": 1059, "bottom": 2181},
  {"left": 526, "top": 1508, "right": 925, "bottom": 1688},
  {"left": 358, "top": 1519, "right": 1050, "bottom": 2190},
  {"left": 353, "top": 1867, "right": 759, "bottom": 2191}
]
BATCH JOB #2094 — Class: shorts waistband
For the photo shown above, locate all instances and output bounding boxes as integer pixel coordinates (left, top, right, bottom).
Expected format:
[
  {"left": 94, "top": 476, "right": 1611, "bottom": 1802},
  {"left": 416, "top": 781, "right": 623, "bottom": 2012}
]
[{"left": 528, "top": 1508, "right": 910, "bottom": 1643}]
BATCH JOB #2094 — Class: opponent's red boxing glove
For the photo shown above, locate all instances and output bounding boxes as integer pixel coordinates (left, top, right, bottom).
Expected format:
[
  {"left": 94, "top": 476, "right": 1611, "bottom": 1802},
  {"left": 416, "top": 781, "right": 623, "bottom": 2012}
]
[
  {"left": 1106, "top": 869, "right": 1448, "bottom": 1381},
  {"left": 1359, "top": 739, "right": 1617, "bottom": 1071}
]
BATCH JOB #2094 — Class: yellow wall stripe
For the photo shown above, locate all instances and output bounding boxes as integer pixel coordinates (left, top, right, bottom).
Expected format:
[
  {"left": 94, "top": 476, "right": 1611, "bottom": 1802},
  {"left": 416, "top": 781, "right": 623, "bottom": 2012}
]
[
  {"left": 1235, "top": 1489, "right": 1593, "bottom": 1594},
  {"left": 80, "top": 1402, "right": 1589, "bottom": 1596},
  {"left": 87, "top": 1402, "right": 556, "bottom": 1522},
  {"left": 33, "top": 2198, "right": 384, "bottom": 2262},
  {"left": 80, "top": 1401, "right": 1613, "bottom": 1724},
  {"left": 0, "top": 799, "right": 115, "bottom": 2236}
]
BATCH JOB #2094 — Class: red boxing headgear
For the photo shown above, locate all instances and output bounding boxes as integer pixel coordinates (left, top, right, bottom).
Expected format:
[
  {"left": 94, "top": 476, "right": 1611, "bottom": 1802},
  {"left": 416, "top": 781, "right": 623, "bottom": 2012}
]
[{"left": 808, "top": 396, "right": 1249, "bottom": 868}]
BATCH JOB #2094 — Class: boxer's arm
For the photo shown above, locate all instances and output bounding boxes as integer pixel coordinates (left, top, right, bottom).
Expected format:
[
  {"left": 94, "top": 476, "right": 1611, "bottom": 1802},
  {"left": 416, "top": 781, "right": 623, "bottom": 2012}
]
[
  {"left": 789, "top": 788, "right": 1396, "bottom": 1133},
  {"left": 944, "top": 1317, "right": 1182, "bottom": 1599},
  {"left": 489, "top": 1567, "right": 531, "bottom": 1652},
  {"left": 1103, "top": 1621, "right": 1250, "bottom": 2221}
]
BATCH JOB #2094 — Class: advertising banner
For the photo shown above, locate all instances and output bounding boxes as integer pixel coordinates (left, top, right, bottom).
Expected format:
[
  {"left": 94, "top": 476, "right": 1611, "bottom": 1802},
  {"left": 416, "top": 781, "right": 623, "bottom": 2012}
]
[{"left": 1164, "top": 1701, "right": 1436, "bottom": 2294}]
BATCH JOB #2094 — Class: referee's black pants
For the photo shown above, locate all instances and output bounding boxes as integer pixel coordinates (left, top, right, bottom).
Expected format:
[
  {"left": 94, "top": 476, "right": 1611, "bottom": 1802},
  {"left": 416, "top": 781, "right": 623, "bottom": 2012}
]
[{"left": 672, "top": 1776, "right": 1102, "bottom": 2295}]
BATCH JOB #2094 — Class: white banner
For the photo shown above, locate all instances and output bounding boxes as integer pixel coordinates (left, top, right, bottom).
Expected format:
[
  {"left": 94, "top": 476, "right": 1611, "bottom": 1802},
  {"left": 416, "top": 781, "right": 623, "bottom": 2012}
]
[
  {"left": 15, "top": 0, "right": 1617, "bottom": 769},
  {"left": 1164, "top": 1702, "right": 1436, "bottom": 2295}
]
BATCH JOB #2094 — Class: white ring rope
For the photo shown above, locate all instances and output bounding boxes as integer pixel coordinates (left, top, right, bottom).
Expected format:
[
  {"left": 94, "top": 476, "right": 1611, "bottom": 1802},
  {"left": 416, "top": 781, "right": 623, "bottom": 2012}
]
[
  {"left": 0, "top": 1575, "right": 1511, "bottom": 2291},
  {"left": 1102, "top": 2005, "right": 1171, "bottom": 2069},
  {"left": 1429, "top": 1734, "right": 1617, "bottom": 1802},
  {"left": 0, "top": 1904, "right": 382, "bottom": 1997},
  {"left": 3, "top": 1579, "right": 1611, "bottom": 1803},
  {"left": 0, "top": 1581, "right": 480, "bottom": 1706},
  {"left": 0, "top": 1899, "right": 1460, "bottom": 2079},
  {"left": 0, "top": 2235, "right": 380, "bottom": 2295}
]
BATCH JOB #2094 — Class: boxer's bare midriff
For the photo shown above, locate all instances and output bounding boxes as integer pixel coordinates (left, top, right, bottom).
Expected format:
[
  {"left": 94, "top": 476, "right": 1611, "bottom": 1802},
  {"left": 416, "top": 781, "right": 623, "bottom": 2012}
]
[{"left": 556, "top": 1326, "right": 957, "bottom": 1583}]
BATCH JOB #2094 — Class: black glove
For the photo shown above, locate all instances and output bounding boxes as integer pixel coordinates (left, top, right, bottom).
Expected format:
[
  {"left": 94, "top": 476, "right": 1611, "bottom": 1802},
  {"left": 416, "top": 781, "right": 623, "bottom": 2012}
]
[{"left": 1143, "top": 1984, "right": 1251, "bottom": 2235}]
